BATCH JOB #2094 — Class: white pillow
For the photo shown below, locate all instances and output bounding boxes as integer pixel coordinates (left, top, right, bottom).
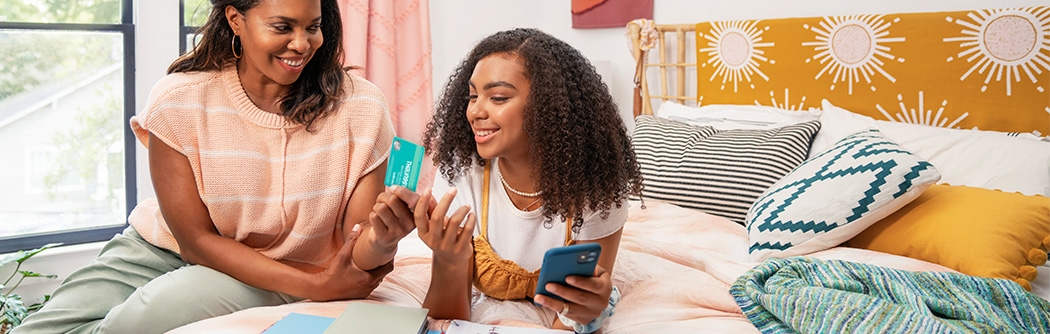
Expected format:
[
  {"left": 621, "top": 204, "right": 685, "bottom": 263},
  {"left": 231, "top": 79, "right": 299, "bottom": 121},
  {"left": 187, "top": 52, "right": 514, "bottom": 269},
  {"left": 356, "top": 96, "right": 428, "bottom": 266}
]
[
  {"left": 747, "top": 129, "right": 941, "bottom": 262},
  {"left": 655, "top": 101, "right": 822, "bottom": 130},
  {"left": 815, "top": 100, "right": 1050, "bottom": 197}
]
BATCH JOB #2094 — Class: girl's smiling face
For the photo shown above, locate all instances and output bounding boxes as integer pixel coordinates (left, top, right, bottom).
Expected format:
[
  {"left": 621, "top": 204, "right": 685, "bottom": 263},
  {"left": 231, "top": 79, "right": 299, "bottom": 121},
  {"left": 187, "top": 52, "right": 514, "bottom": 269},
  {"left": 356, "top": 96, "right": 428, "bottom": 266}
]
[{"left": 467, "top": 52, "right": 532, "bottom": 162}]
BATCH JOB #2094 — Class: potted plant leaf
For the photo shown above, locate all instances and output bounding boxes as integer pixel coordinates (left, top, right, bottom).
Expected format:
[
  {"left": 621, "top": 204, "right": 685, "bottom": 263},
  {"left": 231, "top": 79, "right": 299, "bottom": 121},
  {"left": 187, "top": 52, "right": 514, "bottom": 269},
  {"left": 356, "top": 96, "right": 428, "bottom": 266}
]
[{"left": 1, "top": 243, "right": 61, "bottom": 334}]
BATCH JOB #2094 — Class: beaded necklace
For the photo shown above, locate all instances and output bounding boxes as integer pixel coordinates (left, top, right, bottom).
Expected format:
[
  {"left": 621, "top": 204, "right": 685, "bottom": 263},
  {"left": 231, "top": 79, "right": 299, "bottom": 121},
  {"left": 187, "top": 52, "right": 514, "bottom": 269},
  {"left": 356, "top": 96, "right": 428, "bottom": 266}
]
[{"left": 494, "top": 158, "right": 543, "bottom": 197}]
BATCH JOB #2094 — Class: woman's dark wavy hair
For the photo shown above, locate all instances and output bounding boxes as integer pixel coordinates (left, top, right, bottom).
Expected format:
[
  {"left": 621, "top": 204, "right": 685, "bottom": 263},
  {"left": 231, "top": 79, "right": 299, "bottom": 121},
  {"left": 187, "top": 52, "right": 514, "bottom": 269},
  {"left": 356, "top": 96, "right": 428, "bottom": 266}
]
[
  {"left": 424, "top": 28, "right": 644, "bottom": 227},
  {"left": 167, "top": 0, "right": 348, "bottom": 129}
]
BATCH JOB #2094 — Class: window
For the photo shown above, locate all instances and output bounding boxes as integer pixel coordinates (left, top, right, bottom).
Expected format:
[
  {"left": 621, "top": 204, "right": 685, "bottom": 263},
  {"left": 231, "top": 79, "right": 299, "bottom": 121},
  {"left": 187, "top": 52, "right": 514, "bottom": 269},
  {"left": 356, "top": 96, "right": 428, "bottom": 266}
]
[
  {"left": 25, "top": 147, "right": 85, "bottom": 194},
  {"left": 0, "top": 0, "right": 135, "bottom": 253},
  {"left": 181, "top": 0, "right": 208, "bottom": 54}
]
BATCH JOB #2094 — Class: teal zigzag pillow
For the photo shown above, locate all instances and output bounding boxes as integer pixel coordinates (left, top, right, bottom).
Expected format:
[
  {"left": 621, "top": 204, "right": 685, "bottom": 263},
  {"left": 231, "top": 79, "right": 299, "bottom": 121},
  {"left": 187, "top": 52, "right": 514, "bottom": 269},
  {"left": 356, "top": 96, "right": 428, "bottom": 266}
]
[{"left": 746, "top": 129, "right": 941, "bottom": 262}]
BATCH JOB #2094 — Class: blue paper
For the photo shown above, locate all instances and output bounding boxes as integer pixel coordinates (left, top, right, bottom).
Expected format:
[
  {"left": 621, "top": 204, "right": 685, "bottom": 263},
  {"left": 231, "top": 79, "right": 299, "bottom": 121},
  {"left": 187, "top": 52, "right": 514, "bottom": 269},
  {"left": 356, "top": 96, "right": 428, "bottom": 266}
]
[{"left": 262, "top": 313, "right": 335, "bottom": 334}]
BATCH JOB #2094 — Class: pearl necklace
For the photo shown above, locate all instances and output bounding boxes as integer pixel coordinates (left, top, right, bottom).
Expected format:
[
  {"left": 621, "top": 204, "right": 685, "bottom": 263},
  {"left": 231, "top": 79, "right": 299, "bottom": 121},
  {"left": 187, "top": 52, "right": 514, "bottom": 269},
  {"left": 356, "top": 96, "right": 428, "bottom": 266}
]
[{"left": 495, "top": 158, "right": 543, "bottom": 198}]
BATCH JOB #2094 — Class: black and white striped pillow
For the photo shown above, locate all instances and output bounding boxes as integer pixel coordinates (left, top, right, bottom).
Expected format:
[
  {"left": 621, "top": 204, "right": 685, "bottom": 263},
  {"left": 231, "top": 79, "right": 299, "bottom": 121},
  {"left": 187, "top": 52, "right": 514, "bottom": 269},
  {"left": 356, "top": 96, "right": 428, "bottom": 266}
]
[{"left": 632, "top": 115, "right": 820, "bottom": 224}]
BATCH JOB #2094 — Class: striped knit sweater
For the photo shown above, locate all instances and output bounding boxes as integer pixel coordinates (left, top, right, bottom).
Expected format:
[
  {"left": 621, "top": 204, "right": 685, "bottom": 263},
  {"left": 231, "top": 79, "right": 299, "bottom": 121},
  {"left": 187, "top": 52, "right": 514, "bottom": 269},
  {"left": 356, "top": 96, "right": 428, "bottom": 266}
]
[{"left": 128, "top": 65, "right": 393, "bottom": 272}]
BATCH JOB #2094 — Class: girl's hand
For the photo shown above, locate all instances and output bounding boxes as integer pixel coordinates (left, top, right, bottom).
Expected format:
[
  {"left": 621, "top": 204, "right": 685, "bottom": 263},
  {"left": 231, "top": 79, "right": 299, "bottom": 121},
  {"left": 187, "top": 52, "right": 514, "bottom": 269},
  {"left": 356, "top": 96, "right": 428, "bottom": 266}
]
[
  {"left": 413, "top": 188, "right": 476, "bottom": 263},
  {"left": 534, "top": 264, "right": 613, "bottom": 326},
  {"left": 367, "top": 186, "right": 421, "bottom": 250},
  {"left": 311, "top": 225, "right": 394, "bottom": 301}
]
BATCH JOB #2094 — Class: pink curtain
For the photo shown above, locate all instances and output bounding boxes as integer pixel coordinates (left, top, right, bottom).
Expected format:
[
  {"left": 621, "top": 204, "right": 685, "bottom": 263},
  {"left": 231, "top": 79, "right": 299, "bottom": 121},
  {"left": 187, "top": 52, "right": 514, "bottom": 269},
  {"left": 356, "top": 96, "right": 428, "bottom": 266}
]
[{"left": 339, "top": 0, "right": 436, "bottom": 189}]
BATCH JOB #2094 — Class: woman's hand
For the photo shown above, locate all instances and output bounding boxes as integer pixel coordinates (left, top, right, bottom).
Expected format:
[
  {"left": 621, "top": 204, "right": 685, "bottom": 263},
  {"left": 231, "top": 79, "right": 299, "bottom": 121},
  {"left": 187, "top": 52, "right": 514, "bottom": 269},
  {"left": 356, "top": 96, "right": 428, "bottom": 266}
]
[
  {"left": 384, "top": 185, "right": 432, "bottom": 211},
  {"left": 534, "top": 264, "right": 613, "bottom": 326},
  {"left": 412, "top": 188, "right": 475, "bottom": 263},
  {"left": 366, "top": 187, "right": 422, "bottom": 251},
  {"left": 310, "top": 224, "right": 394, "bottom": 301}
]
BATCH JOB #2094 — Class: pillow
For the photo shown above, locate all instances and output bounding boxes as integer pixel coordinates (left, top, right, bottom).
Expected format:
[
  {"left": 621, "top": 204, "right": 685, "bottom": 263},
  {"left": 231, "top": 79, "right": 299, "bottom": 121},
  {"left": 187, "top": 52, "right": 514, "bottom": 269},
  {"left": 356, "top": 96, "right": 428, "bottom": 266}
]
[
  {"left": 632, "top": 115, "right": 820, "bottom": 224},
  {"left": 655, "top": 101, "right": 822, "bottom": 130},
  {"left": 813, "top": 99, "right": 1050, "bottom": 197},
  {"left": 845, "top": 184, "right": 1050, "bottom": 291},
  {"left": 746, "top": 129, "right": 941, "bottom": 262}
]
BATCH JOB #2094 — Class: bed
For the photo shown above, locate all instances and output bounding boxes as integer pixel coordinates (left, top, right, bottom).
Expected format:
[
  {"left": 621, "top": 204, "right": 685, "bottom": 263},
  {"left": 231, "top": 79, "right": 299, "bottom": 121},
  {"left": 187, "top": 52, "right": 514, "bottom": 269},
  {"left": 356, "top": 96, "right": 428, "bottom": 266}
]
[{"left": 170, "top": 7, "right": 1050, "bottom": 333}]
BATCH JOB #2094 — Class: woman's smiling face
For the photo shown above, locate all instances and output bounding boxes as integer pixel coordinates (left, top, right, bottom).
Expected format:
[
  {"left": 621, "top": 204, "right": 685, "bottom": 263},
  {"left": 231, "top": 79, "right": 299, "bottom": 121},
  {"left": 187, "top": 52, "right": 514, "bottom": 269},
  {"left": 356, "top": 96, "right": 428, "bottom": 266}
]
[
  {"left": 467, "top": 52, "right": 532, "bottom": 161},
  {"left": 228, "top": 0, "right": 323, "bottom": 87}
]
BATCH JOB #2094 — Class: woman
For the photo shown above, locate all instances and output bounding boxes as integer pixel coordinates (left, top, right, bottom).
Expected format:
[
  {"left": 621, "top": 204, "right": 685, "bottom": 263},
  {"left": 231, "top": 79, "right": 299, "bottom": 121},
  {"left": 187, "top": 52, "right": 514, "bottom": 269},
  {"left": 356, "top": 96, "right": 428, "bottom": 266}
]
[
  {"left": 13, "top": 0, "right": 413, "bottom": 333},
  {"left": 377, "top": 28, "right": 643, "bottom": 333}
]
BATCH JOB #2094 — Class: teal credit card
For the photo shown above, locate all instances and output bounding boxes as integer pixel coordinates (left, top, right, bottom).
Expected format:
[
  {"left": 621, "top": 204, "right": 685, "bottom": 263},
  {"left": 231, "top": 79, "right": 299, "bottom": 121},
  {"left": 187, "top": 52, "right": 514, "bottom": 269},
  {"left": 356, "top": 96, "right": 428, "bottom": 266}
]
[{"left": 384, "top": 136, "right": 425, "bottom": 191}]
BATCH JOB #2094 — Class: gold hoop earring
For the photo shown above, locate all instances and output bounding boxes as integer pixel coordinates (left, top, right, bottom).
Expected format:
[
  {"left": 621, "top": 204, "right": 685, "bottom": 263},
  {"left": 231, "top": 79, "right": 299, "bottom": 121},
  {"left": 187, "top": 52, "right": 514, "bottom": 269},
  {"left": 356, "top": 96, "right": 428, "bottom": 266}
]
[{"left": 231, "top": 35, "right": 242, "bottom": 59}]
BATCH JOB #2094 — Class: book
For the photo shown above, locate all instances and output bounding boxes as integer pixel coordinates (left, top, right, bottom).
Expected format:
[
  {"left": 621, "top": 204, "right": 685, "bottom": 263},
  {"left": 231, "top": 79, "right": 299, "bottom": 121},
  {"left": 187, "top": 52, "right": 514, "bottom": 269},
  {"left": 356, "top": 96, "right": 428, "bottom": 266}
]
[
  {"left": 323, "top": 302, "right": 429, "bottom": 334},
  {"left": 444, "top": 320, "right": 571, "bottom": 334},
  {"left": 261, "top": 313, "right": 335, "bottom": 334}
]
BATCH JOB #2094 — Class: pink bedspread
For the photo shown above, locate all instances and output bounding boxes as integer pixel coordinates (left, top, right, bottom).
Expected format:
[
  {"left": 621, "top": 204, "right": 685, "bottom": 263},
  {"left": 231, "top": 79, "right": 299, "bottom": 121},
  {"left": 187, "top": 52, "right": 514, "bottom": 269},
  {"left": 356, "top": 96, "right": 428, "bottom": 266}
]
[{"left": 168, "top": 201, "right": 963, "bottom": 333}]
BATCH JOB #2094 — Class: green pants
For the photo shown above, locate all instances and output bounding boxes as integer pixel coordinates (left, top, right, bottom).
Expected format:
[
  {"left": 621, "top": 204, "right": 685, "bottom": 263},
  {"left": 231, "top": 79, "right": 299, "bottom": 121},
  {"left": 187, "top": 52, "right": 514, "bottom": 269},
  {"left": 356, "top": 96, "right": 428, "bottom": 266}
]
[{"left": 11, "top": 226, "right": 302, "bottom": 334}]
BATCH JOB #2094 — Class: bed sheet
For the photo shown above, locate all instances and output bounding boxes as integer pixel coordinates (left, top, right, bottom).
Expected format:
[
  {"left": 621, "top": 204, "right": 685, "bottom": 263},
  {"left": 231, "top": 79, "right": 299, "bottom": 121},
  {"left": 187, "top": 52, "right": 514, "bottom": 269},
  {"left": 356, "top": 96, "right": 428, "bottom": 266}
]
[{"left": 169, "top": 200, "right": 1035, "bottom": 333}]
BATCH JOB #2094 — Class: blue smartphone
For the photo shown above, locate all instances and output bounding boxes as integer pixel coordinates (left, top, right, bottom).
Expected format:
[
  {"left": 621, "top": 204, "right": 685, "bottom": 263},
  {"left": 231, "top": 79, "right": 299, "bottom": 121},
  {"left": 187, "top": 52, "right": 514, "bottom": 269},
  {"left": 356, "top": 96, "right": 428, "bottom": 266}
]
[{"left": 534, "top": 243, "right": 602, "bottom": 302}]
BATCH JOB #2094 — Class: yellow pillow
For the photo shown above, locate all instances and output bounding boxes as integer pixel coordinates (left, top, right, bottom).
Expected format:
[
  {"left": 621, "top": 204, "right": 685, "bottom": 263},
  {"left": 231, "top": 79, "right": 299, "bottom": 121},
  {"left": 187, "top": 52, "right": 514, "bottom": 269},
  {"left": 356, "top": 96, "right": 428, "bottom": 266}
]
[{"left": 845, "top": 184, "right": 1050, "bottom": 291}]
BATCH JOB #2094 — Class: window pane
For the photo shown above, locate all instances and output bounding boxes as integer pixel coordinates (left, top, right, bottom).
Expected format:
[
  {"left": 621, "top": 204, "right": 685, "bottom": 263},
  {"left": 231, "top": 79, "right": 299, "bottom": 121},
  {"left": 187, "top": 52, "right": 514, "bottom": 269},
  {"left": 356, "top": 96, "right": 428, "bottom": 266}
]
[
  {"left": 0, "top": 0, "right": 122, "bottom": 25},
  {"left": 184, "top": 0, "right": 210, "bottom": 27},
  {"left": 0, "top": 30, "right": 126, "bottom": 238},
  {"left": 185, "top": 33, "right": 203, "bottom": 54}
]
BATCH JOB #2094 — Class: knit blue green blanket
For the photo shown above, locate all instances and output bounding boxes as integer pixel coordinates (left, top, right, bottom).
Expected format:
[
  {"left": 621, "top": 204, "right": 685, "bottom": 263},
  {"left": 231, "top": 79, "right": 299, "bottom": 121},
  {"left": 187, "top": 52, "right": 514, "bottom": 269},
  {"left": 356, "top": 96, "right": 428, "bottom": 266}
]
[{"left": 730, "top": 257, "right": 1050, "bottom": 333}]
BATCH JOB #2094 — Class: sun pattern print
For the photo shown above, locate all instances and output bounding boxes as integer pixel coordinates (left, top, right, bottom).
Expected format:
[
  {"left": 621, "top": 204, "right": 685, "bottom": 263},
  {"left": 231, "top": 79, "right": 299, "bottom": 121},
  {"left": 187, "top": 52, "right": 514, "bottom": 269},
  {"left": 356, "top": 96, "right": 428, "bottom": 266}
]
[
  {"left": 691, "top": 8, "right": 1049, "bottom": 135},
  {"left": 876, "top": 91, "right": 969, "bottom": 128},
  {"left": 943, "top": 7, "right": 1050, "bottom": 97},
  {"left": 698, "top": 20, "right": 775, "bottom": 93},
  {"left": 803, "top": 15, "right": 906, "bottom": 95},
  {"left": 757, "top": 89, "right": 809, "bottom": 111}
]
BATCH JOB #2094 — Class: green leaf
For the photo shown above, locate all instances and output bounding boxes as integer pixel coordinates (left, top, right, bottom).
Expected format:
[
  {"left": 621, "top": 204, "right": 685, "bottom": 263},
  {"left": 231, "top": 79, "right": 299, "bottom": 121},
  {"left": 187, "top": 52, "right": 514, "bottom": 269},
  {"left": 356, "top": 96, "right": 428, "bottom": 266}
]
[
  {"left": 0, "top": 253, "right": 21, "bottom": 267},
  {"left": 26, "top": 295, "right": 50, "bottom": 313},
  {"left": 16, "top": 271, "right": 58, "bottom": 279},
  {"left": 2, "top": 295, "right": 27, "bottom": 326},
  {"left": 0, "top": 243, "right": 62, "bottom": 266}
]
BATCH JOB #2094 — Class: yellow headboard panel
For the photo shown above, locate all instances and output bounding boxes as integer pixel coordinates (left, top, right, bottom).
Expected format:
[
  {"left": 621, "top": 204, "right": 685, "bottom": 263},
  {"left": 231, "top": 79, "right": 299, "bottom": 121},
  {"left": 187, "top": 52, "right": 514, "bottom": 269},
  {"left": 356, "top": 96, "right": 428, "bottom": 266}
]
[{"left": 696, "top": 7, "right": 1050, "bottom": 135}]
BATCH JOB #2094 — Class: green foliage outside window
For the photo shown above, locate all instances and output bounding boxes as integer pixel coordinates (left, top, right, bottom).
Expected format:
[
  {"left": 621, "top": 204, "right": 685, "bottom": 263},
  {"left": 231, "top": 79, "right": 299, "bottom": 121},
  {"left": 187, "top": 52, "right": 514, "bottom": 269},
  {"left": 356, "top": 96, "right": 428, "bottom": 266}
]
[
  {"left": 0, "top": 0, "right": 120, "bottom": 24},
  {"left": 0, "top": 0, "right": 122, "bottom": 99},
  {"left": 44, "top": 88, "right": 124, "bottom": 204},
  {"left": 185, "top": 0, "right": 209, "bottom": 27}
]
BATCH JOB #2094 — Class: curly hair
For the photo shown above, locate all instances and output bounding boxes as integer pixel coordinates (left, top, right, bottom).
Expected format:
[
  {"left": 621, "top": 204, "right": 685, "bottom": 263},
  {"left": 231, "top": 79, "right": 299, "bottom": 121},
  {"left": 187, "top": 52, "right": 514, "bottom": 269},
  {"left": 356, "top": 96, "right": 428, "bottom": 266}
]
[
  {"left": 167, "top": 0, "right": 348, "bottom": 130},
  {"left": 424, "top": 28, "right": 644, "bottom": 226}
]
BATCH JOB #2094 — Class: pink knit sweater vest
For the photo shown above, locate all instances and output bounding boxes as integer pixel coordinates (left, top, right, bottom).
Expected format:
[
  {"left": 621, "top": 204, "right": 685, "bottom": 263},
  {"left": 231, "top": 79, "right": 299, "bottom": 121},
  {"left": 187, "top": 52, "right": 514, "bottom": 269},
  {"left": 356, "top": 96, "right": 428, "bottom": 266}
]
[{"left": 129, "top": 65, "right": 393, "bottom": 272}]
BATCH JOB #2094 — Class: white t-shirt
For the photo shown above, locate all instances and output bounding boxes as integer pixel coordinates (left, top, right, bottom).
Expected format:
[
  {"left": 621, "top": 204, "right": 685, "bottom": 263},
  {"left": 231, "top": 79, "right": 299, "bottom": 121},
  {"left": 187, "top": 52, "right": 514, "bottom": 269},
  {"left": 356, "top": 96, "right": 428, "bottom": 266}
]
[{"left": 431, "top": 162, "right": 628, "bottom": 271}]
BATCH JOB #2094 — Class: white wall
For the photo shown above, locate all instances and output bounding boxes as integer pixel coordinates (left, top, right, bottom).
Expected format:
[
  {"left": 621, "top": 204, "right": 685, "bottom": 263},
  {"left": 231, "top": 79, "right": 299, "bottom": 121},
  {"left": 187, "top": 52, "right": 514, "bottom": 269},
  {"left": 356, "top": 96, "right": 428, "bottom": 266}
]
[
  {"left": 430, "top": 0, "right": 1048, "bottom": 128},
  {"left": 134, "top": 0, "right": 180, "bottom": 202}
]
